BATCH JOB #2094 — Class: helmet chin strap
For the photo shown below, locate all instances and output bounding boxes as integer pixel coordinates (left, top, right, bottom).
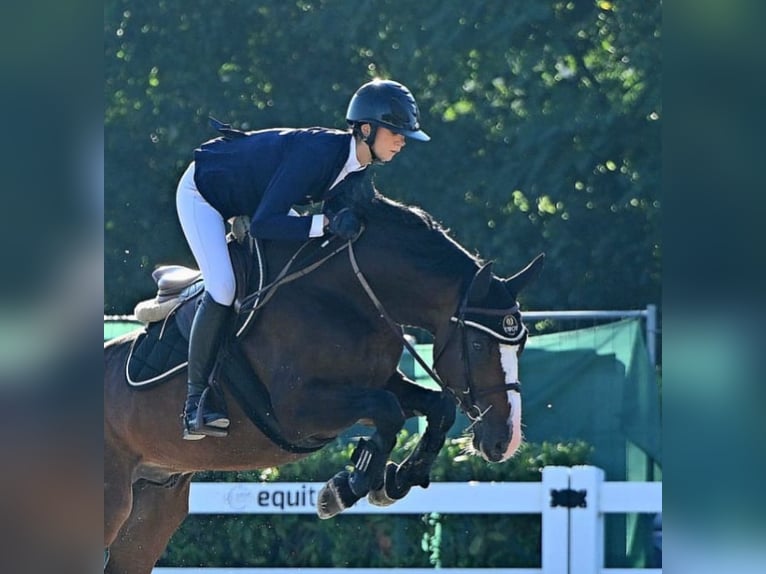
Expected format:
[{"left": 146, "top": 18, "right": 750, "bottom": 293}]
[{"left": 361, "top": 125, "right": 383, "bottom": 165}]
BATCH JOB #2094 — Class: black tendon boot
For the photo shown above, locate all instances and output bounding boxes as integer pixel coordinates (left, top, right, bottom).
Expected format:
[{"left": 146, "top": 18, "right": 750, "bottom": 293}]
[{"left": 182, "top": 292, "right": 232, "bottom": 440}]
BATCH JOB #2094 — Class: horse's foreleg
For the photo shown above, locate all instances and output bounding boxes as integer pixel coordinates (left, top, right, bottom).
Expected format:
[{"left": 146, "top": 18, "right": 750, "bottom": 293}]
[
  {"left": 369, "top": 372, "right": 456, "bottom": 506},
  {"left": 105, "top": 474, "right": 193, "bottom": 574},
  {"left": 302, "top": 387, "right": 404, "bottom": 519}
]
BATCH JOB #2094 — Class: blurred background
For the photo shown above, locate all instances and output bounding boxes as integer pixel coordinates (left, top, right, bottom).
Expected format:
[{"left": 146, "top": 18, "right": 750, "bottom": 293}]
[{"left": 103, "top": 0, "right": 661, "bottom": 316}]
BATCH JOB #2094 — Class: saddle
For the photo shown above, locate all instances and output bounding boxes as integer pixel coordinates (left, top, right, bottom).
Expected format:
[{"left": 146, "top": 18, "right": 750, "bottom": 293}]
[
  {"left": 126, "top": 232, "right": 326, "bottom": 454},
  {"left": 126, "top": 233, "right": 262, "bottom": 386}
]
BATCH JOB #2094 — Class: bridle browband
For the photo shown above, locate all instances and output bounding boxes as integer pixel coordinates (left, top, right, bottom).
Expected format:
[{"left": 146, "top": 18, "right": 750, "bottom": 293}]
[{"left": 347, "top": 240, "right": 526, "bottom": 423}]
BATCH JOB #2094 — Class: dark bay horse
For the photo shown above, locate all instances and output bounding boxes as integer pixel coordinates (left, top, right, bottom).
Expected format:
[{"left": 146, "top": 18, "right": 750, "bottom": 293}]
[{"left": 104, "top": 190, "right": 543, "bottom": 573}]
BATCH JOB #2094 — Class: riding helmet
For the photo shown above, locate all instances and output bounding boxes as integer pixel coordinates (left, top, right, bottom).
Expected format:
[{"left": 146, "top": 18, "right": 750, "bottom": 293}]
[{"left": 346, "top": 79, "right": 430, "bottom": 141}]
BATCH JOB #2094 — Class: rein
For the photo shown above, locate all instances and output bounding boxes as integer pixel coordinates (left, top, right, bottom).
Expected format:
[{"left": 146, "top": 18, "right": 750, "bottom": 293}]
[
  {"left": 347, "top": 242, "right": 444, "bottom": 388},
  {"left": 236, "top": 237, "right": 351, "bottom": 315},
  {"left": 347, "top": 242, "right": 525, "bottom": 423}
]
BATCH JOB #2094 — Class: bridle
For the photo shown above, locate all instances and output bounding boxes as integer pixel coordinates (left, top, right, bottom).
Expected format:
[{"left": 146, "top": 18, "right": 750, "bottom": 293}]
[{"left": 348, "top": 241, "right": 527, "bottom": 424}]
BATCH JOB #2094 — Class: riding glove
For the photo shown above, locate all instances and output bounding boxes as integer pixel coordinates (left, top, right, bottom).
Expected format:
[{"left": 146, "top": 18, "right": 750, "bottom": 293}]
[{"left": 326, "top": 208, "right": 362, "bottom": 240}]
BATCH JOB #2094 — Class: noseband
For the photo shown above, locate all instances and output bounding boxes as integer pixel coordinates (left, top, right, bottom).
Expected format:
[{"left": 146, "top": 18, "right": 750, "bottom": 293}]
[{"left": 347, "top": 242, "right": 526, "bottom": 423}]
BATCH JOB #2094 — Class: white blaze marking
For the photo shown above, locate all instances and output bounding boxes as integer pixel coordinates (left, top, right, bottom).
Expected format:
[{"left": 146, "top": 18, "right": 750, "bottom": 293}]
[{"left": 500, "top": 344, "right": 523, "bottom": 460}]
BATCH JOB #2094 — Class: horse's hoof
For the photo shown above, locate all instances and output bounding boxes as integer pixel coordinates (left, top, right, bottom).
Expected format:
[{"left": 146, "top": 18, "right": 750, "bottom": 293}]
[
  {"left": 368, "top": 463, "right": 408, "bottom": 506},
  {"left": 367, "top": 485, "right": 397, "bottom": 507},
  {"left": 317, "top": 470, "right": 357, "bottom": 519}
]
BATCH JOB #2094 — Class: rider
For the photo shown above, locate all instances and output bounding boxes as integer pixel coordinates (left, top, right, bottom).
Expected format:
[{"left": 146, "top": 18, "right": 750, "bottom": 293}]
[{"left": 176, "top": 79, "right": 430, "bottom": 440}]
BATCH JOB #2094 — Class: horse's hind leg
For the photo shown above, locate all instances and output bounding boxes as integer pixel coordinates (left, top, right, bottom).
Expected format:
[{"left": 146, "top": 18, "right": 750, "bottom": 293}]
[
  {"left": 369, "top": 372, "right": 456, "bottom": 506},
  {"left": 106, "top": 474, "right": 193, "bottom": 574}
]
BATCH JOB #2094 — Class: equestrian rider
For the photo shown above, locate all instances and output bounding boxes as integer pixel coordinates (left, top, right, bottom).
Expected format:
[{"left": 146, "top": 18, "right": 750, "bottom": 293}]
[{"left": 176, "top": 79, "right": 430, "bottom": 440}]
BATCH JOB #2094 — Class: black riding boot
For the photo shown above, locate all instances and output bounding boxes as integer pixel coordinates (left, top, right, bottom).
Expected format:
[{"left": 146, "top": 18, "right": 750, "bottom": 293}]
[{"left": 182, "top": 292, "right": 232, "bottom": 440}]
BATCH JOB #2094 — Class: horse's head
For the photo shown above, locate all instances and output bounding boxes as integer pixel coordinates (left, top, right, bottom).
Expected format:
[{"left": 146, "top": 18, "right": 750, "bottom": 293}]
[
  {"left": 325, "top": 180, "right": 544, "bottom": 462},
  {"left": 433, "top": 253, "right": 544, "bottom": 462}
]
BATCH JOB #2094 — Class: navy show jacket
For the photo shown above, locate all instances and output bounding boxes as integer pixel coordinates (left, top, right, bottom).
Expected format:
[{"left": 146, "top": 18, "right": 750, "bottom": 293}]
[{"left": 193, "top": 126, "right": 362, "bottom": 240}]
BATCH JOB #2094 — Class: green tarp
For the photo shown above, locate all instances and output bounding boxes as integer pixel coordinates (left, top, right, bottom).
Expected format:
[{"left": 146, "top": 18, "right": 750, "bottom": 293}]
[{"left": 104, "top": 320, "right": 142, "bottom": 341}]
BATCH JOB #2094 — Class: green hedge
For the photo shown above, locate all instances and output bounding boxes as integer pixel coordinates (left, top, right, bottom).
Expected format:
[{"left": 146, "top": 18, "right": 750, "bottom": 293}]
[{"left": 161, "top": 434, "right": 591, "bottom": 568}]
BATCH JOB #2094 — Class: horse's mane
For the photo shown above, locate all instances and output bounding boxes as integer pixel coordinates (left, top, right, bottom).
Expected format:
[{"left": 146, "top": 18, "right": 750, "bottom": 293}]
[{"left": 361, "top": 192, "right": 481, "bottom": 276}]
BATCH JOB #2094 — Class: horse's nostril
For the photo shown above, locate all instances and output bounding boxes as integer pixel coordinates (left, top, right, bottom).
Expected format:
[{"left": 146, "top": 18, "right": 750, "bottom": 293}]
[{"left": 479, "top": 438, "right": 508, "bottom": 462}]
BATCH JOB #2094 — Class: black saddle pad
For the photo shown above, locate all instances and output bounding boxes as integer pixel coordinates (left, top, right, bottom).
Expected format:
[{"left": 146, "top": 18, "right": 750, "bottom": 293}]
[{"left": 126, "top": 308, "right": 193, "bottom": 387}]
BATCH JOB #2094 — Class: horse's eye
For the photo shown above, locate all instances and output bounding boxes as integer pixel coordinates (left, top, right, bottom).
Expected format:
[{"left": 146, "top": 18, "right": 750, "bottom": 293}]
[{"left": 471, "top": 341, "right": 483, "bottom": 351}]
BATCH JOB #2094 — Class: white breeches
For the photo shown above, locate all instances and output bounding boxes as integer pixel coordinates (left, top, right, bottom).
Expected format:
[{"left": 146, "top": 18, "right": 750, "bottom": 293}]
[{"left": 176, "top": 162, "right": 236, "bottom": 306}]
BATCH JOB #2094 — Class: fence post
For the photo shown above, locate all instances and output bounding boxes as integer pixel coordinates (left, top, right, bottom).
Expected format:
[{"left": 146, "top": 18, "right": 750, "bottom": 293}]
[
  {"left": 569, "top": 466, "right": 604, "bottom": 574},
  {"left": 645, "top": 303, "right": 657, "bottom": 366},
  {"left": 541, "top": 466, "right": 571, "bottom": 574}
]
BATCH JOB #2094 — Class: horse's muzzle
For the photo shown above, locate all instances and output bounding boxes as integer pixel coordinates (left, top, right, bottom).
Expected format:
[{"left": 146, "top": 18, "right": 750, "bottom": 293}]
[{"left": 475, "top": 434, "right": 512, "bottom": 462}]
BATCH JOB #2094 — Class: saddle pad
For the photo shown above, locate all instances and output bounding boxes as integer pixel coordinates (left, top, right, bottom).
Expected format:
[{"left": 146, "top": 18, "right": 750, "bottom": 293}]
[{"left": 126, "top": 319, "right": 188, "bottom": 387}]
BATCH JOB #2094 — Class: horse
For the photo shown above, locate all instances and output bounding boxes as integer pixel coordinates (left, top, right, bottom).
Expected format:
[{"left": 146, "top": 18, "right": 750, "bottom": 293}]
[{"left": 104, "top": 182, "right": 544, "bottom": 574}]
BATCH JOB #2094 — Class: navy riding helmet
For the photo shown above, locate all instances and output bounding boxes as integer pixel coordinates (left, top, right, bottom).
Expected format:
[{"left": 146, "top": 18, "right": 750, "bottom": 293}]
[{"left": 346, "top": 79, "right": 430, "bottom": 142}]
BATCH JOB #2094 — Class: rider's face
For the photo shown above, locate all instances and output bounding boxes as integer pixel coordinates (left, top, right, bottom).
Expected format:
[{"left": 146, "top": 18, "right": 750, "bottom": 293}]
[{"left": 371, "top": 126, "right": 406, "bottom": 163}]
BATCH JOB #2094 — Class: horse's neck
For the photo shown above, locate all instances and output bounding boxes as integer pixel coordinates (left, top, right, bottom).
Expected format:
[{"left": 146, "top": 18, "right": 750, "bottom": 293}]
[
  {"left": 354, "top": 252, "right": 469, "bottom": 334},
  {"left": 262, "top": 239, "right": 470, "bottom": 334}
]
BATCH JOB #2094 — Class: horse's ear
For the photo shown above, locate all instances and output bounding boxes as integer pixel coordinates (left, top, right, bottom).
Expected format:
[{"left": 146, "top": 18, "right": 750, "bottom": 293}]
[
  {"left": 503, "top": 253, "right": 545, "bottom": 297},
  {"left": 467, "top": 262, "right": 494, "bottom": 304}
]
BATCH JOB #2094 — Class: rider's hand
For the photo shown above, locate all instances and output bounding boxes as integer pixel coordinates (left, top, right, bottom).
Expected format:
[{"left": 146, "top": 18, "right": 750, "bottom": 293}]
[{"left": 326, "top": 208, "right": 362, "bottom": 241}]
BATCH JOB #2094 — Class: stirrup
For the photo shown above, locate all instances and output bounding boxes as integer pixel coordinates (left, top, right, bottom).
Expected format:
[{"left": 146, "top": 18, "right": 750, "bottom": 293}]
[
  {"left": 205, "top": 414, "right": 230, "bottom": 429},
  {"left": 183, "top": 414, "right": 229, "bottom": 440},
  {"left": 182, "top": 388, "right": 229, "bottom": 440}
]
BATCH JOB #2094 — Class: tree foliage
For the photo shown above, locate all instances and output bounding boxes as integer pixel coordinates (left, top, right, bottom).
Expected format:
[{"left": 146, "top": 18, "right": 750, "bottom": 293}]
[{"left": 105, "top": 0, "right": 661, "bottom": 314}]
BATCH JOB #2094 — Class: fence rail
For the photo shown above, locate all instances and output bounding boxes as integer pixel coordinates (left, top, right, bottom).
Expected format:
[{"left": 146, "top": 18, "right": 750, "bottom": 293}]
[{"left": 152, "top": 465, "right": 661, "bottom": 574}]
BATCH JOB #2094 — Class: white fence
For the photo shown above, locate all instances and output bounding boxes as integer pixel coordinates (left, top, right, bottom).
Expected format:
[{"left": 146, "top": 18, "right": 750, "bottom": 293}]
[{"left": 153, "top": 465, "right": 661, "bottom": 574}]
